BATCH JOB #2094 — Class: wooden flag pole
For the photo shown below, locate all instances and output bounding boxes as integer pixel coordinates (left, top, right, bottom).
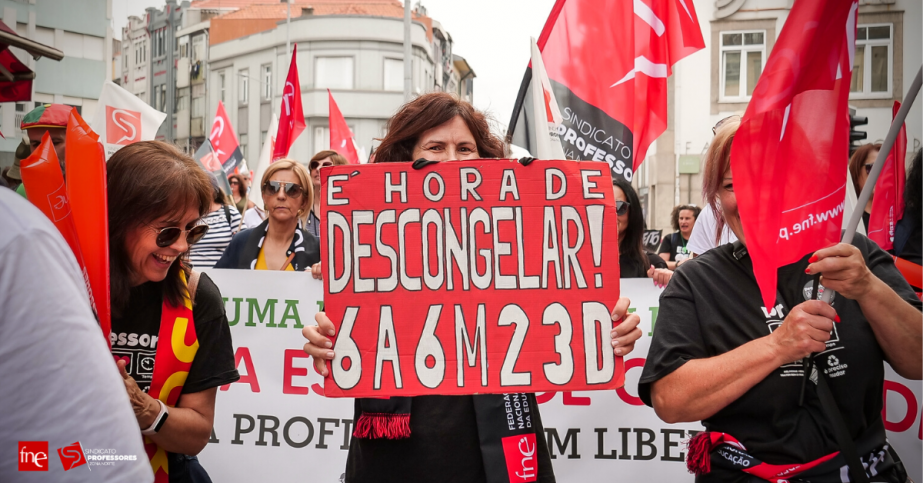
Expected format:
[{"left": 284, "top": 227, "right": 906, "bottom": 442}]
[{"left": 820, "top": 65, "right": 922, "bottom": 304}]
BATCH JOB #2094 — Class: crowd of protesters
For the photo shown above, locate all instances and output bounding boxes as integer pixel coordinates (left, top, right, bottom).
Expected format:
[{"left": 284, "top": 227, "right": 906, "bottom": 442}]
[{"left": 2, "top": 97, "right": 920, "bottom": 483}]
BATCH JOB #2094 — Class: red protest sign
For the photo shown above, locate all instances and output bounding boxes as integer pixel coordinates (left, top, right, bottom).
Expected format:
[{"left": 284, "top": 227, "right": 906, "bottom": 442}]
[{"left": 320, "top": 159, "right": 623, "bottom": 397}]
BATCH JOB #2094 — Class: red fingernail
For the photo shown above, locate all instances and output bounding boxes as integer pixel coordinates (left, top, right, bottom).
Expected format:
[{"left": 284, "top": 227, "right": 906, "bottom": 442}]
[
  {"left": 809, "top": 254, "right": 818, "bottom": 263},
  {"left": 834, "top": 315, "right": 841, "bottom": 323},
  {"left": 805, "top": 268, "right": 811, "bottom": 274}
]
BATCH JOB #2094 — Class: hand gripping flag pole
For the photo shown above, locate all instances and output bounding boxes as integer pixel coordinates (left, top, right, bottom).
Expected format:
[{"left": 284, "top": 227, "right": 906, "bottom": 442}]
[{"left": 820, "top": 65, "right": 921, "bottom": 304}]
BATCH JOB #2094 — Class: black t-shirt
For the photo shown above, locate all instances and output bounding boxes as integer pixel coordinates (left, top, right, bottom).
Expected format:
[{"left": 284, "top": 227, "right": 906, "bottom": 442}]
[
  {"left": 110, "top": 273, "right": 240, "bottom": 482},
  {"left": 638, "top": 235, "right": 921, "bottom": 481},
  {"left": 619, "top": 250, "right": 668, "bottom": 278},
  {"left": 659, "top": 232, "right": 691, "bottom": 262},
  {"left": 345, "top": 396, "right": 556, "bottom": 483}
]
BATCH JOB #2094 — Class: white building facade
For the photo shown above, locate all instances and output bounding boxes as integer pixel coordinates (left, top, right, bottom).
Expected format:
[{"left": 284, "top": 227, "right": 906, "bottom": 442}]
[
  {"left": 208, "top": 12, "right": 467, "bottom": 164},
  {"left": 637, "top": 0, "right": 922, "bottom": 233}
]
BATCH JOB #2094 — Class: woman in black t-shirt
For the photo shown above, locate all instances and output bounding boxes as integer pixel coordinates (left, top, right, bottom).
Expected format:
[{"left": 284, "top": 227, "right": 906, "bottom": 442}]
[
  {"left": 639, "top": 119, "right": 922, "bottom": 482},
  {"left": 302, "top": 93, "right": 644, "bottom": 483},
  {"left": 658, "top": 204, "right": 700, "bottom": 270},
  {"left": 108, "top": 141, "right": 240, "bottom": 483},
  {"left": 612, "top": 177, "right": 671, "bottom": 286}
]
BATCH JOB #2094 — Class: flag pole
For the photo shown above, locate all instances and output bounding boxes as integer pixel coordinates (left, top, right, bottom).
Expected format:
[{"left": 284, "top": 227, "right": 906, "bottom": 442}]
[{"left": 821, "top": 65, "right": 922, "bottom": 303}]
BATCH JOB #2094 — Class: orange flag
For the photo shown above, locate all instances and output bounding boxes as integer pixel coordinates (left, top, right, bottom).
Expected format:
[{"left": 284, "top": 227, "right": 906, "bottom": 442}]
[
  {"left": 21, "top": 132, "right": 99, "bottom": 319},
  {"left": 66, "top": 111, "right": 111, "bottom": 341}
]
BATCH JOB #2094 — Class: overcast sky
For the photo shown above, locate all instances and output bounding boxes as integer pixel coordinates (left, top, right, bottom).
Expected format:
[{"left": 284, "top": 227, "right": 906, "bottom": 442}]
[{"left": 112, "top": 0, "right": 557, "bottom": 133}]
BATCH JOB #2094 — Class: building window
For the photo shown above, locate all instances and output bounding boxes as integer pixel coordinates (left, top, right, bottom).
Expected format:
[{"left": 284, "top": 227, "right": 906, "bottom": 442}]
[
  {"left": 192, "top": 97, "right": 204, "bottom": 118},
  {"left": 851, "top": 24, "right": 892, "bottom": 97},
  {"left": 239, "top": 133, "right": 248, "bottom": 158},
  {"left": 262, "top": 64, "right": 272, "bottom": 101},
  {"left": 383, "top": 58, "right": 403, "bottom": 91},
  {"left": 315, "top": 57, "right": 354, "bottom": 90},
  {"left": 719, "top": 31, "right": 765, "bottom": 101},
  {"left": 239, "top": 69, "right": 249, "bottom": 104},
  {"left": 219, "top": 71, "right": 226, "bottom": 103}
]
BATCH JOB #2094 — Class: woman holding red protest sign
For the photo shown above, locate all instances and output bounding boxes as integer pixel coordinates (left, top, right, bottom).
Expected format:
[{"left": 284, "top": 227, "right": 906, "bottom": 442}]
[
  {"left": 303, "top": 92, "right": 644, "bottom": 483},
  {"left": 639, "top": 119, "right": 921, "bottom": 483},
  {"left": 215, "top": 160, "right": 320, "bottom": 271},
  {"left": 107, "top": 141, "right": 240, "bottom": 483}
]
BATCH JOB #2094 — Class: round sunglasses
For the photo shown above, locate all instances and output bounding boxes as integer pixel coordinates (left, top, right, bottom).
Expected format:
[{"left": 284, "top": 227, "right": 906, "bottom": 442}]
[
  {"left": 262, "top": 180, "right": 305, "bottom": 198},
  {"left": 150, "top": 224, "right": 209, "bottom": 248}
]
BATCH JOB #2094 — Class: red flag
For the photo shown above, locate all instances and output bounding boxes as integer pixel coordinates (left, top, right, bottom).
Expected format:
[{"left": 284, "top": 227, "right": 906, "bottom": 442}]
[
  {"left": 511, "top": 0, "right": 704, "bottom": 181},
  {"left": 273, "top": 44, "right": 305, "bottom": 161},
  {"left": 731, "top": 0, "right": 858, "bottom": 309},
  {"left": 868, "top": 101, "right": 907, "bottom": 251},
  {"left": 328, "top": 89, "right": 359, "bottom": 164},
  {"left": 209, "top": 101, "right": 244, "bottom": 173},
  {"left": 66, "top": 111, "right": 111, "bottom": 343}
]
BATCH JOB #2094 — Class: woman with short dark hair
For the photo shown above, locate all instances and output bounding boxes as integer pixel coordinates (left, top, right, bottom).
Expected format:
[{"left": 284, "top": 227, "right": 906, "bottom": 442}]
[
  {"left": 302, "top": 92, "right": 643, "bottom": 483},
  {"left": 306, "top": 150, "right": 350, "bottom": 239},
  {"left": 107, "top": 141, "right": 240, "bottom": 482},
  {"left": 848, "top": 143, "right": 882, "bottom": 230},
  {"left": 659, "top": 204, "right": 701, "bottom": 270}
]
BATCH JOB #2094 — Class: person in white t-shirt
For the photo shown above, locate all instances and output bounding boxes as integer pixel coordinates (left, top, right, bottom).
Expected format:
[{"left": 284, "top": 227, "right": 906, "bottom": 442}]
[
  {"left": 687, "top": 205, "right": 738, "bottom": 257},
  {"left": 0, "top": 188, "right": 153, "bottom": 482}
]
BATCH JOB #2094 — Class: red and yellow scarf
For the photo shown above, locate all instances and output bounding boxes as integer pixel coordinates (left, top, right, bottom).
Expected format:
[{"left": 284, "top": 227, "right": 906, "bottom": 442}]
[{"left": 145, "top": 271, "right": 200, "bottom": 483}]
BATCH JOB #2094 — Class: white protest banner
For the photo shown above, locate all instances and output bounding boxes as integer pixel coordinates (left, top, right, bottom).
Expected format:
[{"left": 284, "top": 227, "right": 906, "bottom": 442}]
[
  {"left": 90, "top": 81, "right": 167, "bottom": 159},
  {"left": 197, "top": 272, "right": 922, "bottom": 482}
]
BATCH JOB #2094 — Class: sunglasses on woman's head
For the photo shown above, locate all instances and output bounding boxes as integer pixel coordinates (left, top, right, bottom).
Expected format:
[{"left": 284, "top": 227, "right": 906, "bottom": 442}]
[
  {"left": 310, "top": 160, "right": 335, "bottom": 171},
  {"left": 713, "top": 115, "right": 741, "bottom": 135},
  {"left": 616, "top": 200, "right": 630, "bottom": 216},
  {"left": 263, "top": 180, "right": 305, "bottom": 198},
  {"left": 151, "top": 224, "right": 209, "bottom": 248}
]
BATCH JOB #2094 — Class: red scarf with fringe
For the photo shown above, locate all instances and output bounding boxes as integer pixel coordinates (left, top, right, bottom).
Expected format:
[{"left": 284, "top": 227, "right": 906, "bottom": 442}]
[{"left": 687, "top": 432, "right": 840, "bottom": 482}]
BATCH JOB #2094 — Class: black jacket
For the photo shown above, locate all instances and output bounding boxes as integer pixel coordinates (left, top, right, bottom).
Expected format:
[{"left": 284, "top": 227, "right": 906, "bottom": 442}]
[{"left": 214, "top": 218, "right": 320, "bottom": 270}]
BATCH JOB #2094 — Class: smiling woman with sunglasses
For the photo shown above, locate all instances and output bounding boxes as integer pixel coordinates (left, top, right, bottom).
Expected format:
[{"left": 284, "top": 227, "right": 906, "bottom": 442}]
[
  {"left": 215, "top": 159, "right": 320, "bottom": 271},
  {"left": 107, "top": 141, "right": 240, "bottom": 482}
]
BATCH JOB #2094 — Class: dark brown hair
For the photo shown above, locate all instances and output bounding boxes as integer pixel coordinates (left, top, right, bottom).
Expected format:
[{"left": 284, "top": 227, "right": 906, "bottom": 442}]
[
  {"left": 848, "top": 143, "right": 881, "bottom": 196},
  {"left": 228, "top": 173, "right": 247, "bottom": 199},
  {"left": 374, "top": 92, "right": 505, "bottom": 163},
  {"left": 670, "top": 204, "right": 701, "bottom": 232},
  {"left": 107, "top": 141, "right": 213, "bottom": 315},
  {"left": 309, "top": 150, "right": 349, "bottom": 171}
]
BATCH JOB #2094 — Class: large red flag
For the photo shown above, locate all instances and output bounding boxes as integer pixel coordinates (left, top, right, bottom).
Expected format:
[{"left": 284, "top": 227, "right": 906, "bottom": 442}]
[
  {"left": 868, "top": 101, "right": 907, "bottom": 251},
  {"left": 731, "top": 0, "right": 858, "bottom": 309},
  {"left": 66, "top": 111, "right": 111, "bottom": 342},
  {"left": 209, "top": 101, "right": 244, "bottom": 174},
  {"left": 328, "top": 89, "right": 359, "bottom": 164},
  {"left": 273, "top": 44, "right": 305, "bottom": 161},
  {"left": 509, "top": 0, "right": 704, "bottom": 181}
]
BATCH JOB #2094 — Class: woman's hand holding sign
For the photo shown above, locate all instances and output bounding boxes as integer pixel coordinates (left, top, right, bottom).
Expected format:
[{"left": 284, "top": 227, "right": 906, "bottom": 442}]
[
  {"left": 304, "top": 312, "right": 336, "bottom": 376},
  {"left": 610, "top": 297, "right": 642, "bottom": 356}
]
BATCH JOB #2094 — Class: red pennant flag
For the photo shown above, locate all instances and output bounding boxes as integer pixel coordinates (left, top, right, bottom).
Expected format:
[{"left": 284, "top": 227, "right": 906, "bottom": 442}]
[
  {"left": 731, "top": 0, "right": 857, "bottom": 309},
  {"left": 273, "top": 44, "right": 305, "bottom": 161},
  {"left": 328, "top": 89, "right": 360, "bottom": 164},
  {"left": 868, "top": 101, "right": 907, "bottom": 251},
  {"left": 66, "top": 111, "right": 111, "bottom": 342},
  {"left": 510, "top": 0, "right": 704, "bottom": 181},
  {"left": 209, "top": 101, "right": 244, "bottom": 173}
]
